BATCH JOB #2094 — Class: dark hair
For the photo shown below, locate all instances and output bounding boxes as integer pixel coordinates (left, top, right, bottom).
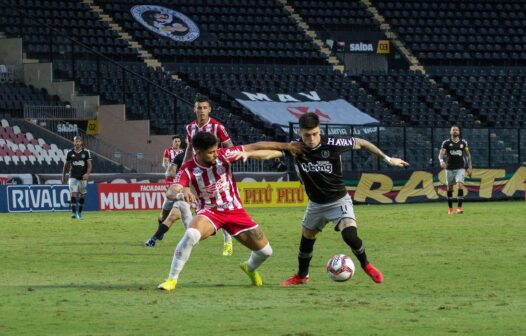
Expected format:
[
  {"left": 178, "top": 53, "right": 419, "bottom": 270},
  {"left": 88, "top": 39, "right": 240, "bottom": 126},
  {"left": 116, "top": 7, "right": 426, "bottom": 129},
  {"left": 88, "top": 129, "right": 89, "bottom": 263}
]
[
  {"left": 192, "top": 131, "right": 218, "bottom": 150},
  {"left": 195, "top": 94, "right": 210, "bottom": 105},
  {"left": 299, "top": 112, "right": 320, "bottom": 129},
  {"left": 172, "top": 134, "right": 181, "bottom": 140}
]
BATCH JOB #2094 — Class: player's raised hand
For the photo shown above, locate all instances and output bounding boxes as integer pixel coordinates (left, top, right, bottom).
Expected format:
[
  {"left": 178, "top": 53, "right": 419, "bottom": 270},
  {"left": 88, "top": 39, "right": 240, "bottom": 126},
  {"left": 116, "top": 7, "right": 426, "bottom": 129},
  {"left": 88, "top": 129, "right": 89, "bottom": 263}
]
[
  {"left": 466, "top": 167, "right": 473, "bottom": 177},
  {"left": 440, "top": 161, "right": 447, "bottom": 169},
  {"left": 389, "top": 157, "right": 410, "bottom": 168}
]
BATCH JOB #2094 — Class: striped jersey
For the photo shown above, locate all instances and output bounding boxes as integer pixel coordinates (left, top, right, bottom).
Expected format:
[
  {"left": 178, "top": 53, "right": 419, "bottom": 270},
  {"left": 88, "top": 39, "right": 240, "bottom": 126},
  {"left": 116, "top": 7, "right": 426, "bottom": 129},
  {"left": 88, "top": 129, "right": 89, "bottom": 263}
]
[
  {"left": 185, "top": 117, "right": 230, "bottom": 145},
  {"left": 163, "top": 147, "right": 184, "bottom": 162},
  {"left": 174, "top": 146, "right": 244, "bottom": 211}
]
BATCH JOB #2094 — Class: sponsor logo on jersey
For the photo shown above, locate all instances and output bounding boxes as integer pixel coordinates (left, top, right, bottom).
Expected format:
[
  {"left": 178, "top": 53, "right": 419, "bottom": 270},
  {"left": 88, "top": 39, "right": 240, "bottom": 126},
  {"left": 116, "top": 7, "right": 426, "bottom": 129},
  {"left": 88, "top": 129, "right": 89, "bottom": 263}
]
[
  {"left": 300, "top": 161, "right": 333, "bottom": 173},
  {"left": 130, "top": 5, "right": 200, "bottom": 42},
  {"left": 450, "top": 150, "right": 463, "bottom": 156},
  {"left": 72, "top": 161, "right": 85, "bottom": 167},
  {"left": 321, "top": 150, "right": 330, "bottom": 158},
  {"left": 327, "top": 138, "right": 354, "bottom": 147}
]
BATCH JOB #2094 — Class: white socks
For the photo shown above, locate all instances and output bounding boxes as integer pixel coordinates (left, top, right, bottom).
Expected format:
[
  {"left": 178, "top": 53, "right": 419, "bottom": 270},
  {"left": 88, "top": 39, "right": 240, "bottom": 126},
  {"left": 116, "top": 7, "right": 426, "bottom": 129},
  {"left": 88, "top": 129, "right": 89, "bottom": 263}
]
[
  {"left": 222, "top": 229, "right": 232, "bottom": 243},
  {"left": 174, "top": 201, "right": 193, "bottom": 229},
  {"left": 247, "top": 243, "right": 273, "bottom": 272},
  {"left": 168, "top": 228, "right": 201, "bottom": 280}
]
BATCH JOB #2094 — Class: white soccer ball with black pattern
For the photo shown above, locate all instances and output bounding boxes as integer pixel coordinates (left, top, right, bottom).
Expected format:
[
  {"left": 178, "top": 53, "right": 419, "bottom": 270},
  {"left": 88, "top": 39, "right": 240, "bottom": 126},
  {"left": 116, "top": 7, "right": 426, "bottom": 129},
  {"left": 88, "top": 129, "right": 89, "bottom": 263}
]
[{"left": 326, "top": 254, "right": 355, "bottom": 282}]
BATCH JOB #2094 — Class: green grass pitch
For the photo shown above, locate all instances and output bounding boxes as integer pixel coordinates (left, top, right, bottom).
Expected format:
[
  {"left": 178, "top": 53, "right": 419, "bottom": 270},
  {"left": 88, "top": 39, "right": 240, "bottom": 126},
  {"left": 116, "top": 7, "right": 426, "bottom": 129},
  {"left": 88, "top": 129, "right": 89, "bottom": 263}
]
[{"left": 0, "top": 201, "right": 525, "bottom": 335}]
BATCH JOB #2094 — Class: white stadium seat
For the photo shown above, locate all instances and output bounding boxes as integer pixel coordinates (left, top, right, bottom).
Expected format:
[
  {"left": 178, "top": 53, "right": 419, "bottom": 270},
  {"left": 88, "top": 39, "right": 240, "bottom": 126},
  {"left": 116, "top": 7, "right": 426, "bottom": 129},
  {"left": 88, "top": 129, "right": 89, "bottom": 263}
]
[{"left": 1, "top": 119, "right": 9, "bottom": 128}]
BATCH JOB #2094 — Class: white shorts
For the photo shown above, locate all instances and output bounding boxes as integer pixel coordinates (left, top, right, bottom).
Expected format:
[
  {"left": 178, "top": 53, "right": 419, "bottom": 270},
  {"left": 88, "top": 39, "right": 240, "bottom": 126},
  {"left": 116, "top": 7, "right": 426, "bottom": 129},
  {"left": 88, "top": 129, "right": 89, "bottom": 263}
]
[
  {"left": 446, "top": 169, "right": 465, "bottom": 186},
  {"left": 68, "top": 178, "right": 87, "bottom": 194},
  {"left": 302, "top": 194, "right": 356, "bottom": 232}
]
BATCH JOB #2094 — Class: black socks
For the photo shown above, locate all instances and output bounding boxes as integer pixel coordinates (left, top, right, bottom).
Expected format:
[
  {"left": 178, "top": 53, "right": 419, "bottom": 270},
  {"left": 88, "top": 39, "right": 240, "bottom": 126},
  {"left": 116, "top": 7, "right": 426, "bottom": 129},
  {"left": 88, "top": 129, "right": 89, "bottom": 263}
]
[
  {"left": 341, "top": 226, "right": 369, "bottom": 268},
  {"left": 71, "top": 196, "right": 77, "bottom": 213},
  {"left": 298, "top": 235, "right": 315, "bottom": 278}
]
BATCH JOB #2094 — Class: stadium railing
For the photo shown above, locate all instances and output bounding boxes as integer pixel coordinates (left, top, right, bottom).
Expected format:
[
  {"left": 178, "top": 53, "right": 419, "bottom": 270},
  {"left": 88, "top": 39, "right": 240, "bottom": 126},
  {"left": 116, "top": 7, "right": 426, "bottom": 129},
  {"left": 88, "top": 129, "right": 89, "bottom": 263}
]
[
  {"left": 23, "top": 105, "right": 97, "bottom": 120},
  {"left": 289, "top": 123, "right": 526, "bottom": 171}
]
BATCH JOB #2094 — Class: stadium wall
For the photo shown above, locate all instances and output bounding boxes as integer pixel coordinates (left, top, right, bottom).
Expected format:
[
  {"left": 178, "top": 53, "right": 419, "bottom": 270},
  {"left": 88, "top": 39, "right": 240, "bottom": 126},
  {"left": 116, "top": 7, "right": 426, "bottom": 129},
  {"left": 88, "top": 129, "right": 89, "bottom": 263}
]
[{"left": 0, "top": 167, "right": 523, "bottom": 213}]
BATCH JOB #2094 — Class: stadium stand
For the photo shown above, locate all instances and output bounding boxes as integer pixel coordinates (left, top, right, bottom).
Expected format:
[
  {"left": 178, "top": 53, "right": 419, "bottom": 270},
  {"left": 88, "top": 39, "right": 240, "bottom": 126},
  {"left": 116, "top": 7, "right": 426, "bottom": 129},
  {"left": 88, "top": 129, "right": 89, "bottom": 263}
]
[
  {"left": 94, "top": 0, "right": 326, "bottom": 64},
  {"left": 0, "top": 117, "right": 125, "bottom": 173},
  {"left": 289, "top": 0, "right": 380, "bottom": 30},
  {"left": 0, "top": 0, "right": 140, "bottom": 61},
  {"left": 373, "top": 0, "right": 526, "bottom": 65},
  {"left": 0, "top": 82, "right": 65, "bottom": 117},
  {"left": 0, "top": 0, "right": 524, "bottom": 172}
]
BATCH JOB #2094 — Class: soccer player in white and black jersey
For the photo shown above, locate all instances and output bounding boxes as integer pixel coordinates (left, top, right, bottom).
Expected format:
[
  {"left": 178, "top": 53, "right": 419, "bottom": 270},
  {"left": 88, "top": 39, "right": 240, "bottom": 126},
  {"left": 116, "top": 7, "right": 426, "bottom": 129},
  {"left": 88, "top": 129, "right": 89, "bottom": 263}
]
[
  {"left": 438, "top": 124, "right": 473, "bottom": 215},
  {"left": 61, "top": 136, "right": 92, "bottom": 220},
  {"left": 278, "top": 113, "right": 409, "bottom": 286}
]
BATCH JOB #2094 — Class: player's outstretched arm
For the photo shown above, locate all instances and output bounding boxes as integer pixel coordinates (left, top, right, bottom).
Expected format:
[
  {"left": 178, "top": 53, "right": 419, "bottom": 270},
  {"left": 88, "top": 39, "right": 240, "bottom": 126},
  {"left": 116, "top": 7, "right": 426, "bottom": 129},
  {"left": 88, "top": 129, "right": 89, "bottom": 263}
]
[
  {"left": 354, "top": 138, "right": 409, "bottom": 168},
  {"left": 244, "top": 141, "right": 305, "bottom": 157},
  {"left": 165, "top": 163, "right": 178, "bottom": 178},
  {"left": 234, "top": 149, "right": 284, "bottom": 162},
  {"left": 222, "top": 139, "right": 234, "bottom": 148}
]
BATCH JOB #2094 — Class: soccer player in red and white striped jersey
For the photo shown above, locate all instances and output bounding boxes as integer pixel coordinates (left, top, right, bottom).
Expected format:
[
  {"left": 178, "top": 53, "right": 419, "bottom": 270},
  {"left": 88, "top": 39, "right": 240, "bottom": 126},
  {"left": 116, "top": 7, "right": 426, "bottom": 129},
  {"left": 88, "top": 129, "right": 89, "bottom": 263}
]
[
  {"left": 183, "top": 96, "right": 236, "bottom": 256},
  {"left": 157, "top": 131, "right": 303, "bottom": 291},
  {"left": 162, "top": 135, "right": 184, "bottom": 184}
]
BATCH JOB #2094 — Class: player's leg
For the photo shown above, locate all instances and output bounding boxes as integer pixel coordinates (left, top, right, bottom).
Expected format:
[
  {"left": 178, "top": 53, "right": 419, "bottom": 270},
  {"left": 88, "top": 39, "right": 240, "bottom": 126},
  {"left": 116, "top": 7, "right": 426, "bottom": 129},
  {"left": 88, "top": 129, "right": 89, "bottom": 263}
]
[
  {"left": 174, "top": 200, "right": 193, "bottom": 229},
  {"left": 145, "top": 198, "right": 174, "bottom": 246},
  {"left": 337, "top": 218, "right": 383, "bottom": 284},
  {"left": 235, "top": 226, "right": 272, "bottom": 286},
  {"left": 68, "top": 178, "right": 78, "bottom": 219},
  {"left": 222, "top": 230, "right": 233, "bottom": 257},
  {"left": 281, "top": 202, "right": 324, "bottom": 286},
  {"left": 158, "top": 215, "right": 216, "bottom": 291},
  {"left": 446, "top": 170, "right": 455, "bottom": 215},
  {"left": 76, "top": 180, "right": 87, "bottom": 219},
  {"left": 456, "top": 169, "right": 466, "bottom": 214},
  {"left": 145, "top": 207, "right": 182, "bottom": 247}
]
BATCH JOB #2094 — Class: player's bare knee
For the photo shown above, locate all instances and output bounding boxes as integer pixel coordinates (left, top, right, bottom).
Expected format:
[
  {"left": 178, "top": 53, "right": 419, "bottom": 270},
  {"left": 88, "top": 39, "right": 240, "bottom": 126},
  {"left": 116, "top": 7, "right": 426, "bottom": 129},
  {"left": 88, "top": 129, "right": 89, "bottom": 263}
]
[
  {"left": 337, "top": 218, "right": 357, "bottom": 231},
  {"left": 302, "top": 226, "right": 318, "bottom": 239}
]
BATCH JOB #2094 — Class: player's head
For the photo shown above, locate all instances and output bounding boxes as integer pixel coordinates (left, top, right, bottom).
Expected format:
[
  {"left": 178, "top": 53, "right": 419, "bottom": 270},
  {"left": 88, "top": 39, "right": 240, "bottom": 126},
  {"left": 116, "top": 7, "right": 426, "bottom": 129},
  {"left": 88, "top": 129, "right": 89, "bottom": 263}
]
[
  {"left": 450, "top": 124, "right": 460, "bottom": 138},
  {"left": 172, "top": 134, "right": 182, "bottom": 149},
  {"left": 298, "top": 112, "right": 321, "bottom": 149},
  {"left": 73, "top": 135, "right": 83, "bottom": 149},
  {"left": 192, "top": 131, "right": 218, "bottom": 166},
  {"left": 194, "top": 95, "right": 212, "bottom": 125}
]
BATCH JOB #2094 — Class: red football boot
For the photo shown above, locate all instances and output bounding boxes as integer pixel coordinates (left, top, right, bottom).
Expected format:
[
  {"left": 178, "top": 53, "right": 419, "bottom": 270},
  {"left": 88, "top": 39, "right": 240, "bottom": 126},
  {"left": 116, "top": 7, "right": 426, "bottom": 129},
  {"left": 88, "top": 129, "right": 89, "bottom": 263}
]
[
  {"left": 280, "top": 274, "right": 310, "bottom": 286},
  {"left": 364, "top": 264, "right": 384, "bottom": 283}
]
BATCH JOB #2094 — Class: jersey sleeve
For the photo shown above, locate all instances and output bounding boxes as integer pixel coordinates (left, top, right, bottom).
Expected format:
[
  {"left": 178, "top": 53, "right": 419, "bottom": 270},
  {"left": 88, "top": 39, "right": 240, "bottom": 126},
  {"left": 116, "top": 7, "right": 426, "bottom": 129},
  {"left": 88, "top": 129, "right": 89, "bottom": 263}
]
[
  {"left": 462, "top": 139, "right": 469, "bottom": 149},
  {"left": 219, "top": 145, "right": 244, "bottom": 164},
  {"left": 163, "top": 148, "right": 170, "bottom": 159},
  {"left": 217, "top": 124, "right": 231, "bottom": 144},
  {"left": 173, "top": 163, "right": 191, "bottom": 187},
  {"left": 441, "top": 140, "right": 448, "bottom": 149},
  {"left": 86, "top": 149, "right": 92, "bottom": 160},
  {"left": 65, "top": 151, "right": 72, "bottom": 162}
]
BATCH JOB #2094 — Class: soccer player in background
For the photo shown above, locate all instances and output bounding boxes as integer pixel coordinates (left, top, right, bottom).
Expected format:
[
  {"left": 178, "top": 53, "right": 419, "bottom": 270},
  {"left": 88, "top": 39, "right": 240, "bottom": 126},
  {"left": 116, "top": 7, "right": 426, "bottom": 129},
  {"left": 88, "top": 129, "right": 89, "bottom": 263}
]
[
  {"left": 144, "top": 148, "right": 192, "bottom": 247},
  {"left": 278, "top": 113, "right": 409, "bottom": 286},
  {"left": 62, "top": 135, "right": 92, "bottom": 220},
  {"left": 438, "top": 124, "right": 473, "bottom": 215},
  {"left": 157, "top": 131, "right": 303, "bottom": 291},
  {"left": 162, "top": 135, "right": 184, "bottom": 171},
  {"left": 183, "top": 96, "right": 236, "bottom": 256}
]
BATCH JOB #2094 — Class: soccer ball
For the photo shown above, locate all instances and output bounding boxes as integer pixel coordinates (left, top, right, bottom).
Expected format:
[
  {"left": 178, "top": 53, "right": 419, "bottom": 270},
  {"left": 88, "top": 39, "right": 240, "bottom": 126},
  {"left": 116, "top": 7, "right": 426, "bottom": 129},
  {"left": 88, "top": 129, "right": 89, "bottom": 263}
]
[{"left": 326, "top": 254, "right": 355, "bottom": 282}]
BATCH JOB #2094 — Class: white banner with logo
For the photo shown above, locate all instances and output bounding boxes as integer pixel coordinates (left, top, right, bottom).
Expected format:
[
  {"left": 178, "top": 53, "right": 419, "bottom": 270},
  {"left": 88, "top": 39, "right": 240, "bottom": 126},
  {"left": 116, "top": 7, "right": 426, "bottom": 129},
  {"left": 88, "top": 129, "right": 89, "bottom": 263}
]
[{"left": 228, "top": 90, "right": 379, "bottom": 126}]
